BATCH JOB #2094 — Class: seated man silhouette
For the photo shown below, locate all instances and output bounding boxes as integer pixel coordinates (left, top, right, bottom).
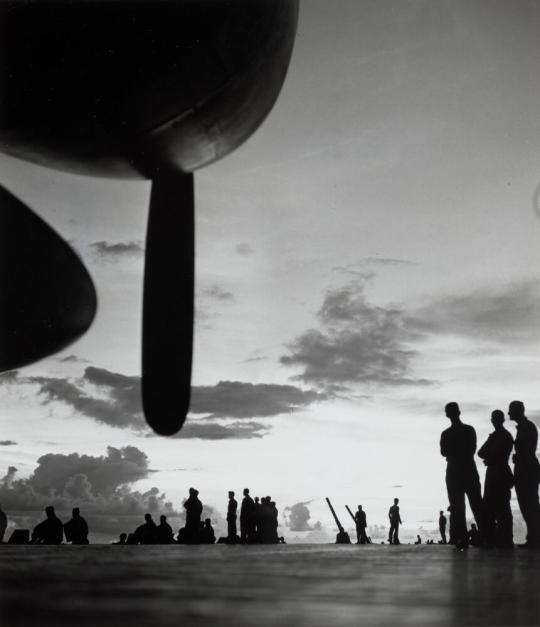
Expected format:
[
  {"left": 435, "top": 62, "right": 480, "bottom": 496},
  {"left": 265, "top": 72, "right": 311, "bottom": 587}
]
[
  {"left": 31, "top": 506, "right": 63, "bottom": 544},
  {"left": 133, "top": 513, "right": 158, "bottom": 544},
  {"left": 201, "top": 518, "right": 215, "bottom": 544},
  {"left": 414, "top": 535, "right": 421, "bottom": 544},
  {"left": 388, "top": 498, "right": 402, "bottom": 545},
  {"left": 440, "top": 402, "right": 483, "bottom": 548},
  {"left": 113, "top": 533, "right": 127, "bottom": 545},
  {"left": 64, "top": 507, "right": 89, "bottom": 544},
  {"left": 156, "top": 515, "right": 174, "bottom": 544}
]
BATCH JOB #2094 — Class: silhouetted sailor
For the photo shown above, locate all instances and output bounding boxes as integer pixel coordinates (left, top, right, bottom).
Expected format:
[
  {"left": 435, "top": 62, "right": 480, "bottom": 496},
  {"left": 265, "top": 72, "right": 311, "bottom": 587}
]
[
  {"left": 64, "top": 507, "right": 89, "bottom": 544},
  {"left": 202, "top": 518, "right": 215, "bottom": 544},
  {"left": 440, "top": 402, "right": 483, "bottom": 548},
  {"left": 184, "top": 487, "right": 203, "bottom": 542},
  {"left": 240, "top": 488, "right": 255, "bottom": 543},
  {"left": 113, "top": 533, "right": 127, "bottom": 545},
  {"left": 31, "top": 506, "right": 63, "bottom": 544},
  {"left": 508, "top": 400, "right": 540, "bottom": 548},
  {"left": 388, "top": 498, "right": 402, "bottom": 545},
  {"left": 0, "top": 504, "right": 7, "bottom": 543},
  {"left": 134, "top": 513, "right": 158, "bottom": 544},
  {"left": 254, "top": 497, "right": 261, "bottom": 542},
  {"left": 354, "top": 505, "right": 368, "bottom": 544},
  {"left": 439, "top": 511, "right": 447, "bottom": 544},
  {"left": 157, "top": 514, "right": 174, "bottom": 544},
  {"left": 270, "top": 501, "right": 279, "bottom": 544},
  {"left": 227, "top": 491, "right": 238, "bottom": 542},
  {"left": 415, "top": 535, "right": 421, "bottom": 544},
  {"left": 478, "top": 409, "right": 514, "bottom": 548}
]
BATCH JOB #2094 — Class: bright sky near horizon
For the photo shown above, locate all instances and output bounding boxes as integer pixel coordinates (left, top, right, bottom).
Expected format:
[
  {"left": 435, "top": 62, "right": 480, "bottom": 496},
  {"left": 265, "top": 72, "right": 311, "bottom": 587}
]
[{"left": 2, "top": 0, "right": 540, "bottom": 540}]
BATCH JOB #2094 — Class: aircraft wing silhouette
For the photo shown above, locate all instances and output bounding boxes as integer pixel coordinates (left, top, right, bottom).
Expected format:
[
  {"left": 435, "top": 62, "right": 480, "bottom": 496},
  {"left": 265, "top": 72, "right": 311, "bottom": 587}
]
[{"left": 0, "top": 0, "right": 299, "bottom": 435}]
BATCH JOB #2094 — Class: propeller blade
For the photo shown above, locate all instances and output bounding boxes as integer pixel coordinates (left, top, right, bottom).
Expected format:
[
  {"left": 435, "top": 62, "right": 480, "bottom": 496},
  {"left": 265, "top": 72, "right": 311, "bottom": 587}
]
[
  {"left": 142, "top": 172, "right": 194, "bottom": 436},
  {"left": 0, "top": 185, "right": 97, "bottom": 370}
]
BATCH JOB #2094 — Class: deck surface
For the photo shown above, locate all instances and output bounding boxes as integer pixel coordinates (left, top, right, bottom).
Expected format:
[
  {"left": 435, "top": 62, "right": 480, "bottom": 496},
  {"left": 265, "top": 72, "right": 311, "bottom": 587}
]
[{"left": 0, "top": 544, "right": 538, "bottom": 627}]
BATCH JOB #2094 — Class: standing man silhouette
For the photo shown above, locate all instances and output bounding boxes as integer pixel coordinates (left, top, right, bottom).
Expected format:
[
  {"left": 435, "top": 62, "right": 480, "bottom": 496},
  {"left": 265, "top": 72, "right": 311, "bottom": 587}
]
[
  {"left": 508, "top": 400, "right": 540, "bottom": 548},
  {"left": 388, "top": 498, "right": 402, "bottom": 545},
  {"left": 478, "top": 409, "right": 514, "bottom": 548},
  {"left": 438, "top": 510, "right": 447, "bottom": 544},
  {"left": 0, "top": 504, "right": 7, "bottom": 543},
  {"left": 240, "top": 488, "right": 255, "bottom": 543},
  {"left": 440, "top": 402, "right": 483, "bottom": 548},
  {"left": 227, "top": 491, "right": 238, "bottom": 543},
  {"left": 354, "top": 505, "right": 368, "bottom": 544}
]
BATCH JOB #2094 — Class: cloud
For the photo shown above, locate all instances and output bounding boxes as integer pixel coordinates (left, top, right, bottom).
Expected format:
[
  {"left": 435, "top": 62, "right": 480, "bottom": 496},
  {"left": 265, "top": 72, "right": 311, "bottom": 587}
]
[
  {"left": 4, "top": 369, "right": 319, "bottom": 437},
  {"left": 190, "top": 381, "right": 327, "bottom": 419},
  {"left": 0, "top": 447, "right": 178, "bottom": 540},
  {"left": 89, "top": 240, "right": 143, "bottom": 261},
  {"left": 172, "top": 421, "right": 268, "bottom": 440},
  {"left": 284, "top": 501, "right": 314, "bottom": 531},
  {"left": 281, "top": 280, "right": 429, "bottom": 388},
  {"left": 55, "top": 354, "right": 90, "bottom": 364},
  {"left": 0, "top": 371, "right": 19, "bottom": 385},
  {"left": 334, "top": 258, "right": 414, "bottom": 276},
  {"left": 0, "top": 441, "right": 17, "bottom": 446},
  {"left": 410, "top": 280, "right": 540, "bottom": 345},
  {"left": 202, "top": 285, "right": 234, "bottom": 302},
  {"left": 236, "top": 243, "right": 253, "bottom": 256}
]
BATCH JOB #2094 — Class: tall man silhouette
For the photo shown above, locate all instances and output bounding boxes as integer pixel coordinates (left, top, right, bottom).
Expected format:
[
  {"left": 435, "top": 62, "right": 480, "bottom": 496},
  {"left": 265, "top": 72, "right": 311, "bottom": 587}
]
[
  {"left": 478, "top": 410, "right": 514, "bottom": 547},
  {"left": 438, "top": 510, "right": 447, "bottom": 544},
  {"left": 354, "top": 505, "right": 368, "bottom": 544},
  {"left": 240, "top": 488, "right": 255, "bottom": 543},
  {"left": 440, "top": 402, "right": 483, "bottom": 548},
  {"left": 508, "top": 400, "right": 540, "bottom": 548},
  {"left": 227, "top": 491, "right": 238, "bottom": 543},
  {"left": 388, "top": 498, "right": 401, "bottom": 545}
]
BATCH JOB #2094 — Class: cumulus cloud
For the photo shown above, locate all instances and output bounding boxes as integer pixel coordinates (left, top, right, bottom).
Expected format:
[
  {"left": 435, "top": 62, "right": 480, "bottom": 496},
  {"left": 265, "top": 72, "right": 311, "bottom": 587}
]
[
  {"left": 284, "top": 501, "right": 314, "bottom": 531},
  {"left": 236, "top": 243, "right": 253, "bottom": 256},
  {"left": 410, "top": 280, "right": 540, "bottom": 345},
  {"left": 89, "top": 240, "right": 143, "bottom": 260},
  {"left": 3, "top": 369, "right": 320, "bottom": 437},
  {"left": 281, "top": 280, "right": 429, "bottom": 388},
  {"left": 0, "top": 441, "right": 17, "bottom": 446},
  {"left": 56, "top": 354, "right": 90, "bottom": 364},
  {"left": 0, "top": 447, "right": 177, "bottom": 540}
]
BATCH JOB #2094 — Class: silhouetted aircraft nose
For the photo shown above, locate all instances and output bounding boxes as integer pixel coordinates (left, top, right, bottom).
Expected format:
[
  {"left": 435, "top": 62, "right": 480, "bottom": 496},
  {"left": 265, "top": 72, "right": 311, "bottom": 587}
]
[{"left": 0, "top": 0, "right": 299, "bottom": 435}]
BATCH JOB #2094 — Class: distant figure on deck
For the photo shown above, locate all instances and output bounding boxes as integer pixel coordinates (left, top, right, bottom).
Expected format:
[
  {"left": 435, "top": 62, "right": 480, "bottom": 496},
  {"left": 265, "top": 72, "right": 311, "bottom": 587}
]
[
  {"left": 253, "top": 497, "right": 261, "bottom": 541},
  {"left": 440, "top": 402, "right": 483, "bottom": 548},
  {"left": 184, "top": 488, "right": 203, "bottom": 543},
  {"left": 227, "top": 491, "right": 238, "bottom": 543},
  {"left": 202, "top": 518, "right": 216, "bottom": 544},
  {"left": 240, "top": 488, "right": 255, "bottom": 543},
  {"left": 388, "top": 498, "right": 402, "bottom": 545},
  {"left": 134, "top": 514, "right": 158, "bottom": 544},
  {"left": 0, "top": 504, "right": 7, "bottom": 543},
  {"left": 113, "top": 533, "right": 127, "bottom": 545},
  {"left": 415, "top": 535, "right": 421, "bottom": 544},
  {"left": 478, "top": 409, "right": 514, "bottom": 548},
  {"left": 439, "top": 511, "right": 447, "bottom": 544},
  {"left": 31, "top": 506, "right": 63, "bottom": 544},
  {"left": 157, "top": 515, "right": 174, "bottom": 544},
  {"left": 64, "top": 507, "right": 89, "bottom": 544},
  {"left": 354, "top": 505, "right": 368, "bottom": 544},
  {"left": 468, "top": 523, "right": 481, "bottom": 547},
  {"left": 508, "top": 400, "right": 540, "bottom": 549}
]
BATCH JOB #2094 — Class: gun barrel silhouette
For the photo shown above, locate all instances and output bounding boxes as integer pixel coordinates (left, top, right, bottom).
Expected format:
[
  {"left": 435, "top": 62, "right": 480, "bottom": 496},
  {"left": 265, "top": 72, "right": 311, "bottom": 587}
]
[
  {"left": 345, "top": 505, "right": 356, "bottom": 523},
  {"left": 325, "top": 497, "right": 345, "bottom": 532}
]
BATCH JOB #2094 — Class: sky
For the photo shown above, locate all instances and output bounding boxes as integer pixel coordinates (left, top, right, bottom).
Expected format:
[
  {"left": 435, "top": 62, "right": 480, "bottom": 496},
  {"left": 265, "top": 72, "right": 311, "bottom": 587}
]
[{"left": 2, "top": 0, "right": 540, "bottom": 541}]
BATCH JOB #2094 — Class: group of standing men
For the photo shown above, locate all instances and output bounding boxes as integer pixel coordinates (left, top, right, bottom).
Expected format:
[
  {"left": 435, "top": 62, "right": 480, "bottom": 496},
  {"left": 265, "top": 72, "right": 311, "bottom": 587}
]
[
  {"left": 226, "top": 489, "right": 281, "bottom": 544},
  {"left": 441, "top": 400, "right": 540, "bottom": 549}
]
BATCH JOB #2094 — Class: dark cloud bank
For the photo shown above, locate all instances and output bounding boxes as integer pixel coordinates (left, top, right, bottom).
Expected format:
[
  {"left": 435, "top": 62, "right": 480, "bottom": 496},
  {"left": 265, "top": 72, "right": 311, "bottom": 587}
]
[{"left": 1, "top": 369, "right": 326, "bottom": 439}]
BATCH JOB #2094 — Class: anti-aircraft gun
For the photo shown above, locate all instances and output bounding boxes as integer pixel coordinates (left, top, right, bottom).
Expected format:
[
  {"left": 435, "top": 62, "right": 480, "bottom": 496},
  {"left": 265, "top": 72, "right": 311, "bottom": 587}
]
[{"left": 325, "top": 498, "right": 351, "bottom": 544}]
